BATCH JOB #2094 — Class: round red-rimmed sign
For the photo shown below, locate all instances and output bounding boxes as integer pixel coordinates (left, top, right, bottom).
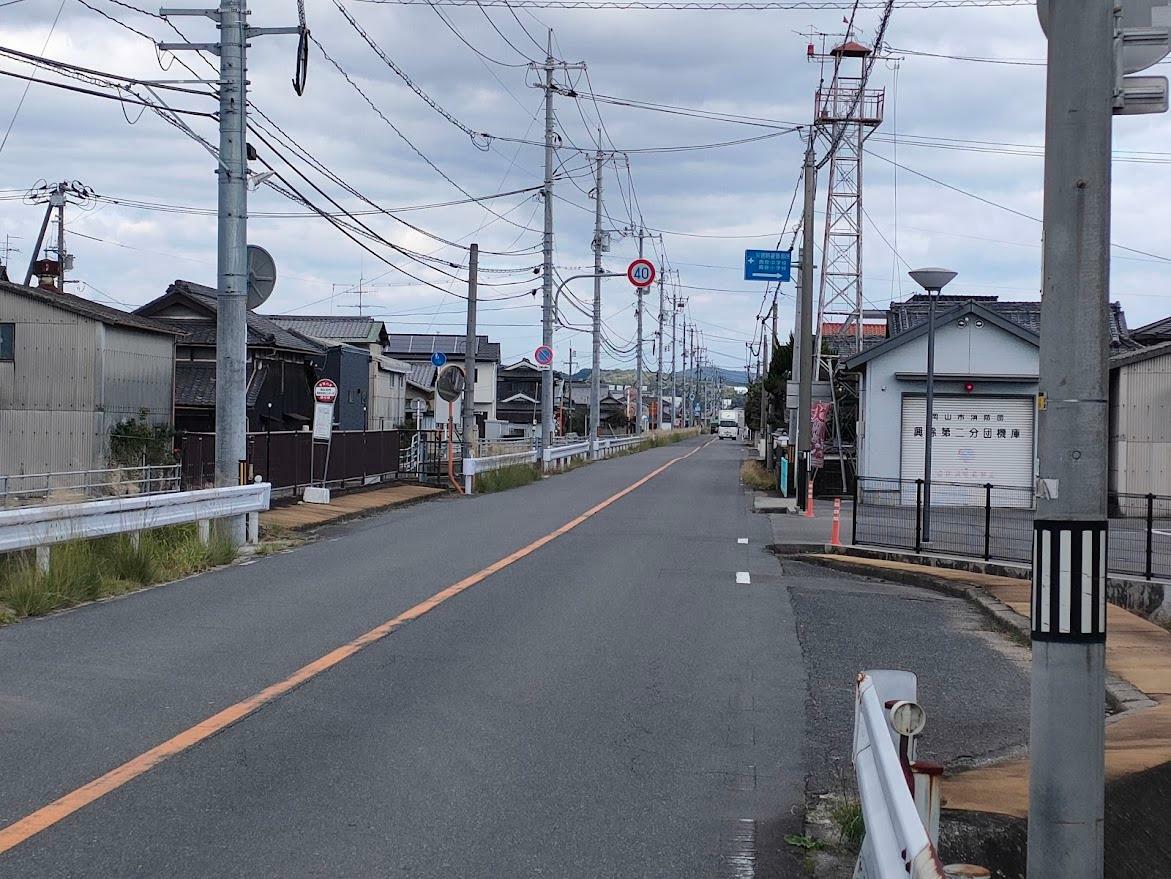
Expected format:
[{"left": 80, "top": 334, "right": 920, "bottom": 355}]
[
  {"left": 627, "top": 258, "right": 656, "bottom": 288},
  {"left": 313, "top": 378, "right": 338, "bottom": 404}
]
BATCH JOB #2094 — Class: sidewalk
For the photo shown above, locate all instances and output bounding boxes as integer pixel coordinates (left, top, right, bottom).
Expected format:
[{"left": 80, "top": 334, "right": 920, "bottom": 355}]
[
  {"left": 260, "top": 483, "right": 444, "bottom": 532},
  {"left": 809, "top": 553, "right": 1171, "bottom": 819}
]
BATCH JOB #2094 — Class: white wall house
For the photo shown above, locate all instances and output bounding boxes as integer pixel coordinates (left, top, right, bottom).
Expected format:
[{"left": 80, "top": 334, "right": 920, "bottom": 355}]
[
  {"left": 845, "top": 301, "right": 1040, "bottom": 500},
  {"left": 1110, "top": 341, "right": 1171, "bottom": 498}
]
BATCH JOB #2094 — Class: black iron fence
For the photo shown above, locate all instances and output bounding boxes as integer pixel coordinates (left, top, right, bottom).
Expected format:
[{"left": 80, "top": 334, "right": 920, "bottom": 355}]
[
  {"left": 853, "top": 476, "right": 1171, "bottom": 581},
  {"left": 179, "top": 429, "right": 405, "bottom": 497}
]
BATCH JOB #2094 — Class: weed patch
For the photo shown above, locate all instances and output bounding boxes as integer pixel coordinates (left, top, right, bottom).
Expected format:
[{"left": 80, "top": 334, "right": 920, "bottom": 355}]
[
  {"left": 740, "top": 459, "right": 776, "bottom": 491},
  {"left": 0, "top": 524, "right": 239, "bottom": 623},
  {"left": 475, "top": 463, "right": 540, "bottom": 493}
]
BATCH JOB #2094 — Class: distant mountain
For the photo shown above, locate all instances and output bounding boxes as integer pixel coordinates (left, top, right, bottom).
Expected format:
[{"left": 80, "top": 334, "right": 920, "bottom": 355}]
[{"left": 571, "top": 367, "right": 749, "bottom": 386}]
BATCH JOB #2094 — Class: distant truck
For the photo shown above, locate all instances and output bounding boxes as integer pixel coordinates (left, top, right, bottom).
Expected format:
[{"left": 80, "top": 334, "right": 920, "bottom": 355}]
[{"left": 717, "top": 408, "right": 744, "bottom": 440}]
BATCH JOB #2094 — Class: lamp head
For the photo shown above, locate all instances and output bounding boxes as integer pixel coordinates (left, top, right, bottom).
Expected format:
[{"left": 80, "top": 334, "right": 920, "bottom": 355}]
[{"left": 908, "top": 267, "right": 958, "bottom": 293}]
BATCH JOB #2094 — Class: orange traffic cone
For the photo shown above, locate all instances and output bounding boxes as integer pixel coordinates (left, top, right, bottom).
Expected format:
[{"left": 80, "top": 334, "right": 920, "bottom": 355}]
[
  {"left": 804, "top": 481, "right": 815, "bottom": 518},
  {"left": 830, "top": 497, "right": 841, "bottom": 546}
]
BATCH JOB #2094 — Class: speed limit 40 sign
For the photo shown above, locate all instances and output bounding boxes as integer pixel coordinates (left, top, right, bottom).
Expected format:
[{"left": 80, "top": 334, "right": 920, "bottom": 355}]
[{"left": 627, "top": 258, "right": 656, "bottom": 288}]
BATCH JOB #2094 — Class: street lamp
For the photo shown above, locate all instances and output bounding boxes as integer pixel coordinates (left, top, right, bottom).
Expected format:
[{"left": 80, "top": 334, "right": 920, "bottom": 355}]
[{"left": 908, "top": 267, "right": 957, "bottom": 544}]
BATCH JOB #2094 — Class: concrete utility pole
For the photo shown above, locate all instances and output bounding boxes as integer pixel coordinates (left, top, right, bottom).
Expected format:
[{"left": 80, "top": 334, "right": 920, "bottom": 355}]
[
  {"left": 55, "top": 196, "right": 66, "bottom": 288},
  {"left": 160, "top": 1, "right": 298, "bottom": 544},
  {"left": 539, "top": 32, "right": 556, "bottom": 448},
  {"left": 589, "top": 147, "right": 604, "bottom": 448},
  {"left": 462, "top": 243, "right": 478, "bottom": 465},
  {"left": 657, "top": 274, "right": 665, "bottom": 429},
  {"left": 670, "top": 295, "right": 679, "bottom": 427},
  {"left": 796, "top": 134, "right": 817, "bottom": 506},
  {"left": 533, "top": 33, "right": 586, "bottom": 448},
  {"left": 1028, "top": 0, "right": 1115, "bottom": 871},
  {"left": 759, "top": 319, "right": 769, "bottom": 454},
  {"left": 679, "top": 313, "right": 683, "bottom": 428},
  {"left": 636, "top": 227, "right": 645, "bottom": 434},
  {"left": 766, "top": 297, "right": 778, "bottom": 469},
  {"left": 566, "top": 347, "right": 575, "bottom": 433}
]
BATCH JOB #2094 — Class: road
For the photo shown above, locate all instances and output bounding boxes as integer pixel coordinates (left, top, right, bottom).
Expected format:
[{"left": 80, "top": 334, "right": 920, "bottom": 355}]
[
  {"left": 0, "top": 437, "right": 1035, "bottom": 877},
  {"left": 0, "top": 438, "right": 810, "bottom": 877}
]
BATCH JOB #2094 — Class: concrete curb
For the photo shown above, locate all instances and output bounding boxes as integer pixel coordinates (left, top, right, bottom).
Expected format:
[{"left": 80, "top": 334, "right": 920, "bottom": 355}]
[{"left": 769, "top": 543, "right": 1157, "bottom": 717}]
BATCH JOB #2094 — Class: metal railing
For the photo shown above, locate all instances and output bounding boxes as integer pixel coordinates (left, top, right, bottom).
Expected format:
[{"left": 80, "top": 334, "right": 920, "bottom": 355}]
[
  {"left": 542, "top": 440, "right": 592, "bottom": 469},
  {"left": 853, "top": 476, "right": 1171, "bottom": 580},
  {"left": 0, "top": 465, "right": 182, "bottom": 508},
  {"left": 476, "top": 437, "right": 537, "bottom": 457},
  {"left": 853, "top": 670, "right": 950, "bottom": 879},
  {"left": 594, "top": 435, "right": 643, "bottom": 457},
  {"left": 0, "top": 482, "right": 272, "bottom": 570},
  {"left": 464, "top": 448, "right": 539, "bottom": 476}
]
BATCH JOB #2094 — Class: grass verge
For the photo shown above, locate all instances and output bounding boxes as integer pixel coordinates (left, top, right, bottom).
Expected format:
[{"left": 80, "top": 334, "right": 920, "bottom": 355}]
[
  {"left": 0, "top": 524, "right": 238, "bottom": 622},
  {"left": 475, "top": 463, "right": 540, "bottom": 493},
  {"left": 740, "top": 459, "right": 777, "bottom": 491}
]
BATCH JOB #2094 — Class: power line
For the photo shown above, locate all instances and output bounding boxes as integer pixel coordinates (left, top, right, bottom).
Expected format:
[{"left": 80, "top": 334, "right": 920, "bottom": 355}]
[
  {"left": 354, "top": 0, "right": 1030, "bottom": 8},
  {"left": 865, "top": 149, "right": 1171, "bottom": 264}
]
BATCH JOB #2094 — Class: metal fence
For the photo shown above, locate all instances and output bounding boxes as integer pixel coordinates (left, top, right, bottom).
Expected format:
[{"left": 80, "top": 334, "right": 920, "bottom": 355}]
[
  {"left": 853, "top": 476, "right": 1171, "bottom": 580},
  {"left": 179, "top": 429, "right": 404, "bottom": 498},
  {"left": 0, "top": 465, "right": 181, "bottom": 508}
]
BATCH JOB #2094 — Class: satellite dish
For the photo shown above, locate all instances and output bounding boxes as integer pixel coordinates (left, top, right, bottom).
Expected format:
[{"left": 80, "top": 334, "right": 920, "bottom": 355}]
[
  {"left": 436, "top": 364, "right": 466, "bottom": 403},
  {"left": 247, "top": 244, "right": 277, "bottom": 310}
]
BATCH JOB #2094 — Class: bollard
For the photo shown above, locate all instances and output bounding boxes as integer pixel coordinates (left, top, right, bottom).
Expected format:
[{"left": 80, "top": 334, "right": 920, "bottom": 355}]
[
  {"left": 804, "top": 481, "right": 814, "bottom": 518},
  {"left": 830, "top": 497, "right": 841, "bottom": 546}
]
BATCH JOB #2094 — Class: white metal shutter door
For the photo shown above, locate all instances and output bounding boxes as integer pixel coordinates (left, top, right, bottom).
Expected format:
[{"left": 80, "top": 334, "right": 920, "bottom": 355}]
[{"left": 900, "top": 396, "right": 1034, "bottom": 506}]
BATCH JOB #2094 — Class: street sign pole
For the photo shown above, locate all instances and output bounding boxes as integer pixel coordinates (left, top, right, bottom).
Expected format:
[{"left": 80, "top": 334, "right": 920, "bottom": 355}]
[
  {"left": 636, "top": 228, "right": 645, "bottom": 435},
  {"left": 1029, "top": 0, "right": 1114, "bottom": 873}
]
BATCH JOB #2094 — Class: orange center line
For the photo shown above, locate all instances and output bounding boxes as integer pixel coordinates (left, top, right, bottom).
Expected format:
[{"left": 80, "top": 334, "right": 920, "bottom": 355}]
[{"left": 0, "top": 439, "right": 713, "bottom": 856}]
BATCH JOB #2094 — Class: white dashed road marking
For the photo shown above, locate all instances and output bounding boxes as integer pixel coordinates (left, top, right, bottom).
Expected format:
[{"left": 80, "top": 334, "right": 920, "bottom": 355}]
[
  {"left": 736, "top": 571, "right": 751, "bottom": 585},
  {"left": 737, "top": 538, "right": 749, "bottom": 544}
]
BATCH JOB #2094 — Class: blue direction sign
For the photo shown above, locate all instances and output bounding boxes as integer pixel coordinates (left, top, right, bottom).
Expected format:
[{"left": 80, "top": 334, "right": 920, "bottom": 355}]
[
  {"left": 431, "top": 351, "right": 447, "bottom": 367},
  {"left": 744, "top": 249, "right": 792, "bottom": 282}
]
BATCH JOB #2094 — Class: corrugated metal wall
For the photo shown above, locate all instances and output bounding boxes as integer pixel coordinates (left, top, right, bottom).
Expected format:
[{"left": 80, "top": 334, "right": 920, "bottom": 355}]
[
  {"left": 1111, "top": 349, "right": 1171, "bottom": 496},
  {"left": 0, "top": 292, "right": 173, "bottom": 474},
  {"left": 99, "top": 324, "right": 175, "bottom": 434}
]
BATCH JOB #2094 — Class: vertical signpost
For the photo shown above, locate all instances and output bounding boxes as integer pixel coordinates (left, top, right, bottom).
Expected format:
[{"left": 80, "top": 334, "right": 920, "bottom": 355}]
[
  {"left": 627, "top": 259, "right": 656, "bottom": 434},
  {"left": 305, "top": 378, "right": 337, "bottom": 504}
]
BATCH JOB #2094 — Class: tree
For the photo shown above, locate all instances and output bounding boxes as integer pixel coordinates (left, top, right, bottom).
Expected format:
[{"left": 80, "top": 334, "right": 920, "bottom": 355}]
[{"left": 109, "top": 409, "right": 174, "bottom": 467}]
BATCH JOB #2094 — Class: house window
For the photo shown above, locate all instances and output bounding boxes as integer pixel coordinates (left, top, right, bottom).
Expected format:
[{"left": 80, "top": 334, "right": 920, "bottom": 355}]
[
  {"left": 0, "top": 323, "right": 12, "bottom": 361},
  {"left": 474, "top": 368, "right": 479, "bottom": 382}
]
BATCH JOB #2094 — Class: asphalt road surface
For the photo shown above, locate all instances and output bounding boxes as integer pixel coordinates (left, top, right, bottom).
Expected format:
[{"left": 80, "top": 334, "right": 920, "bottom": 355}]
[
  {"left": 0, "top": 438, "right": 811, "bottom": 878},
  {"left": 0, "top": 438, "right": 1038, "bottom": 877}
]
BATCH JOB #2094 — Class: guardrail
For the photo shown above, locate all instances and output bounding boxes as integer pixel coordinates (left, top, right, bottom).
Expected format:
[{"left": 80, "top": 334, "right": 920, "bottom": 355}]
[
  {"left": 0, "top": 483, "right": 272, "bottom": 572},
  {"left": 853, "top": 670, "right": 986, "bottom": 879},
  {"left": 462, "top": 449, "right": 540, "bottom": 493},
  {"left": 594, "top": 435, "right": 643, "bottom": 457},
  {"left": 0, "top": 465, "right": 182, "bottom": 508},
  {"left": 543, "top": 440, "right": 592, "bottom": 469}
]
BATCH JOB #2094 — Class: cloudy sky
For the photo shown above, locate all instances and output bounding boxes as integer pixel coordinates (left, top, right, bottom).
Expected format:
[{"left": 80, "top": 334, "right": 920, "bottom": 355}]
[{"left": 2, "top": 0, "right": 1170, "bottom": 376}]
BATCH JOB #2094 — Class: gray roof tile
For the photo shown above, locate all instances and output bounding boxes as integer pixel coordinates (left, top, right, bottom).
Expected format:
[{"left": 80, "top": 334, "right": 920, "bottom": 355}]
[{"left": 1, "top": 279, "right": 177, "bottom": 335}]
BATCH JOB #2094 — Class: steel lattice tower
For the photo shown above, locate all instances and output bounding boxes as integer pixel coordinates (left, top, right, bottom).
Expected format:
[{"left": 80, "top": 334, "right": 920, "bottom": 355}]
[{"left": 812, "top": 41, "right": 884, "bottom": 370}]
